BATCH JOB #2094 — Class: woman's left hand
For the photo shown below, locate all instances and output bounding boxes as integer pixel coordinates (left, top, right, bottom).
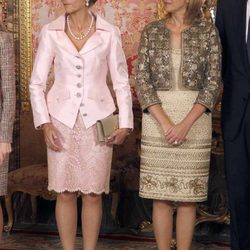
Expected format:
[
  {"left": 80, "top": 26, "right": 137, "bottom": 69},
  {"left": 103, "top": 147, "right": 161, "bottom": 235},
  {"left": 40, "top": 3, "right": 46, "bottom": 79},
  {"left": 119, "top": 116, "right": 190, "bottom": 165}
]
[
  {"left": 0, "top": 143, "right": 12, "bottom": 166},
  {"left": 106, "top": 128, "right": 130, "bottom": 146},
  {"left": 165, "top": 121, "right": 192, "bottom": 146}
]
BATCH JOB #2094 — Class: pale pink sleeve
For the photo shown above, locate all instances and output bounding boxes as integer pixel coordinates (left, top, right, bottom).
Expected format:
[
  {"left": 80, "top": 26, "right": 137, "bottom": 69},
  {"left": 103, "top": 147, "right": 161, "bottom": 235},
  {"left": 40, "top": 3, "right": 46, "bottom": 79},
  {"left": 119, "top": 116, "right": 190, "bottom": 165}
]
[{"left": 107, "top": 26, "right": 134, "bottom": 129}]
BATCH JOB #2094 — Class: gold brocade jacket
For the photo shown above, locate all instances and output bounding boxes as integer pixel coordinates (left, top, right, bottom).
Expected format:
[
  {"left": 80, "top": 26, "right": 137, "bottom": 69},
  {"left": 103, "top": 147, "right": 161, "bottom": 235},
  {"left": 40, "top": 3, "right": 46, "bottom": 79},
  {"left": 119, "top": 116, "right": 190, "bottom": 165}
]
[{"left": 135, "top": 18, "right": 222, "bottom": 112}]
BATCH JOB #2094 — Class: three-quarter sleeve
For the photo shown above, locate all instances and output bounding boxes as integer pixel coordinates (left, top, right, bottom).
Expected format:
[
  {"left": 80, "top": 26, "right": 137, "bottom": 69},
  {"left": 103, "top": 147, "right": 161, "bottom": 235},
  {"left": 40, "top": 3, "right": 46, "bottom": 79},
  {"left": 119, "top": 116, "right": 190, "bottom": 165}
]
[
  {"left": 30, "top": 25, "right": 55, "bottom": 128},
  {"left": 135, "top": 27, "right": 161, "bottom": 112},
  {"left": 0, "top": 33, "right": 16, "bottom": 143},
  {"left": 108, "top": 26, "right": 133, "bottom": 129},
  {"left": 195, "top": 25, "right": 222, "bottom": 112}
]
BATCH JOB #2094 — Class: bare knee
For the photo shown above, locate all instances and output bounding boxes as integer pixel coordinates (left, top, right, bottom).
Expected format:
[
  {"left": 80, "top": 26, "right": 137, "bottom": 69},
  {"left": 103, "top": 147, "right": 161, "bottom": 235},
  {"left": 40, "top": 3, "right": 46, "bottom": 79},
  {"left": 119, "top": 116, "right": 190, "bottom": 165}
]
[
  {"left": 82, "top": 194, "right": 102, "bottom": 206},
  {"left": 57, "top": 192, "right": 77, "bottom": 203},
  {"left": 153, "top": 200, "right": 173, "bottom": 210},
  {"left": 177, "top": 202, "right": 196, "bottom": 211}
]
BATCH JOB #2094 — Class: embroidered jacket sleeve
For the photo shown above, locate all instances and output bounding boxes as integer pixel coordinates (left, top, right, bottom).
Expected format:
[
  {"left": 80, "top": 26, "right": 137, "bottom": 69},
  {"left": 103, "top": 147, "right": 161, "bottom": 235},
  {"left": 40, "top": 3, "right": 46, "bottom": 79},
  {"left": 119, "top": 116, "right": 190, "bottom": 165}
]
[
  {"left": 195, "top": 25, "right": 222, "bottom": 111},
  {"left": 135, "top": 27, "right": 161, "bottom": 112}
]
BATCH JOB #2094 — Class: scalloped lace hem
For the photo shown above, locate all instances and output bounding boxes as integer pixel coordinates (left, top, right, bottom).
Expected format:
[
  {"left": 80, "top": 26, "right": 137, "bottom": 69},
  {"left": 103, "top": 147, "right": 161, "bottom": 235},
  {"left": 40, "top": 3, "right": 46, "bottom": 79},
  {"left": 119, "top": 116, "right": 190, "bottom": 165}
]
[
  {"left": 139, "top": 192, "right": 207, "bottom": 203},
  {"left": 48, "top": 187, "right": 110, "bottom": 195}
]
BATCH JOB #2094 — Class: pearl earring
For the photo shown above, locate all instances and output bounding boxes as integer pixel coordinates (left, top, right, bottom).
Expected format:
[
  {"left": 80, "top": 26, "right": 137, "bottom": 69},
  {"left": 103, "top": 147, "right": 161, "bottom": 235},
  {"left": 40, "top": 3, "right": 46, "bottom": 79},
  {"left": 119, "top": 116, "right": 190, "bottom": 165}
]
[{"left": 85, "top": 0, "right": 90, "bottom": 7}]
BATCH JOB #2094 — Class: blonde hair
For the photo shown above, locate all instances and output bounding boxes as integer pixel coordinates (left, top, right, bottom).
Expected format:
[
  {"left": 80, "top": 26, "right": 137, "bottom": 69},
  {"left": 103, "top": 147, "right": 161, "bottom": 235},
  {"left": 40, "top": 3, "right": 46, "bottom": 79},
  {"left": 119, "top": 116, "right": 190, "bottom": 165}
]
[
  {"left": 158, "top": 0, "right": 204, "bottom": 24},
  {"left": 185, "top": 0, "right": 204, "bottom": 24}
]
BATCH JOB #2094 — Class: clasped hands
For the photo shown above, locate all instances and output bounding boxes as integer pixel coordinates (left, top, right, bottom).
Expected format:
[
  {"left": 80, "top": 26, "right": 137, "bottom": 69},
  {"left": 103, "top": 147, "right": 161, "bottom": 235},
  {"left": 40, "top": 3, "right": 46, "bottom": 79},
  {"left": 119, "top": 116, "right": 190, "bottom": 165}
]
[
  {"left": 162, "top": 120, "right": 192, "bottom": 146},
  {"left": 0, "top": 143, "right": 12, "bottom": 166}
]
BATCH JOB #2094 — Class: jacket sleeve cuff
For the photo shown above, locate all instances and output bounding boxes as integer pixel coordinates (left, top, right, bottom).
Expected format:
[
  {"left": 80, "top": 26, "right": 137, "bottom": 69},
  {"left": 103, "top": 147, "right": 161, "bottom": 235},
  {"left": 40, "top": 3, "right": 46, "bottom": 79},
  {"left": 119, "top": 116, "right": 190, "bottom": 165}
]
[
  {"left": 141, "top": 101, "right": 162, "bottom": 113},
  {"left": 119, "top": 123, "right": 134, "bottom": 129},
  {"left": 0, "top": 136, "right": 13, "bottom": 143},
  {"left": 194, "top": 98, "right": 213, "bottom": 113},
  {"left": 0, "top": 127, "right": 14, "bottom": 143},
  {"left": 34, "top": 116, "right": 51, "bottom": 130}
]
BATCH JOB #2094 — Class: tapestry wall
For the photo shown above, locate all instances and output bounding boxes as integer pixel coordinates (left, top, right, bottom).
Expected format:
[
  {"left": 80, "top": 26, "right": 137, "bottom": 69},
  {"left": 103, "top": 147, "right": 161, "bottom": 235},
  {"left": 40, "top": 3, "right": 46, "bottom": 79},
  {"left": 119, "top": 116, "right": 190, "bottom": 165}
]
[
  {"left": 31, "top": 0, "right": 157, "bottom": 106},
  {"left": 14, "top": 0, "right": 228, "bottom": 231}
]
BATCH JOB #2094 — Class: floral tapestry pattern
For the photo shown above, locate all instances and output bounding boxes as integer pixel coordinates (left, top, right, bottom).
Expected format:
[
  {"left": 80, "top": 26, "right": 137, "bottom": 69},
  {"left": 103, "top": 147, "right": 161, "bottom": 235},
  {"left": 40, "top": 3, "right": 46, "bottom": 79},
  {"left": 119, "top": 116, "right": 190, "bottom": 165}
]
[{"left": 31, "top": 0, "right": 157, "bottom": 91}]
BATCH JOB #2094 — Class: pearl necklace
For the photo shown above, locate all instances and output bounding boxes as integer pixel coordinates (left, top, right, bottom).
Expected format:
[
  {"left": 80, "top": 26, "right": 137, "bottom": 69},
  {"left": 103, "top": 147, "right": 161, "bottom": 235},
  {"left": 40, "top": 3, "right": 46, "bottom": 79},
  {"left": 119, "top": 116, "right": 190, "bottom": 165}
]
[{"left": 66, "top": 13, "right": 94, "bottom": 40}]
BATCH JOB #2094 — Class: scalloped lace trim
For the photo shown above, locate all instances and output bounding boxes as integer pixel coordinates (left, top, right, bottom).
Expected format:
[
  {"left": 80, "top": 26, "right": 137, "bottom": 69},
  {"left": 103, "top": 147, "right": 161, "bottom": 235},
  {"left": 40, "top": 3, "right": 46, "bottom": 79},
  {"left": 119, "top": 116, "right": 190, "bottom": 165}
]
[{"left": 48, "top": 187, "right": 110, "bottom": 195}]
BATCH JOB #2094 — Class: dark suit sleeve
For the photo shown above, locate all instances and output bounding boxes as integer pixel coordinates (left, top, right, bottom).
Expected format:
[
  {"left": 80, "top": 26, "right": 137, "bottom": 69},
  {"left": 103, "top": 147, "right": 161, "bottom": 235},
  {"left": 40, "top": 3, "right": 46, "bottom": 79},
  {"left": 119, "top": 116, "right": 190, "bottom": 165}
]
[{"left": 216, "top": 0, "right": 227, "bottom": 80}]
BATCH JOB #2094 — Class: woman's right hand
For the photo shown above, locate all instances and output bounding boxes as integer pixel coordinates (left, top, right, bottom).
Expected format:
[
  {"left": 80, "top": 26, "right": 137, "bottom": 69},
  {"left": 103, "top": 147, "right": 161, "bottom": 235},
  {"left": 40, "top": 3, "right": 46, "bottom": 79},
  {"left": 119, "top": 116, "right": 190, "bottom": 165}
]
[
  {"left": 42, "top": 123, "right": 63, "bottom": 152},
  {"left": 161, "top": 122, "right": 174, "bottom": 140},
  {"left": 147, "top": 104, "right": 174, "bottom": 143}
]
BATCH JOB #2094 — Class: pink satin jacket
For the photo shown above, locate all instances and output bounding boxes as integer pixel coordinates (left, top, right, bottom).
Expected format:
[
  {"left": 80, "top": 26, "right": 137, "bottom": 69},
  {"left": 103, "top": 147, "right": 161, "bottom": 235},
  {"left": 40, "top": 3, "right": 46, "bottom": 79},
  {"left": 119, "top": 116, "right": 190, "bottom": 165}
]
[{"left": 30, "top": 13, "right": 133, "bottom": 129}]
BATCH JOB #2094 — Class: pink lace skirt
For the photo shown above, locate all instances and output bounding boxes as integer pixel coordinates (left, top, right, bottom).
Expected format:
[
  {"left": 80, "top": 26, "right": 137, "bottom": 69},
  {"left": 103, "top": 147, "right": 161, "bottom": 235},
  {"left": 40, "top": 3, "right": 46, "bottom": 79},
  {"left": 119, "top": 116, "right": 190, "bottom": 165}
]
[{"left": 47, "top": 114, "right": 113, "bottom": 194}]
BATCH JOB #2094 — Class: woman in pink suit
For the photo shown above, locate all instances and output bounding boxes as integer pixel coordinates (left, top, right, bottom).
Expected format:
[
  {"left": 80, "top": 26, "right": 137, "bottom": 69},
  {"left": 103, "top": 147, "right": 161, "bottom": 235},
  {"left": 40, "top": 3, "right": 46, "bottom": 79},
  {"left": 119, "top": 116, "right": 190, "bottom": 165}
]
[{"left": 29, "top": 0, "right": 133, "bottom": 249}]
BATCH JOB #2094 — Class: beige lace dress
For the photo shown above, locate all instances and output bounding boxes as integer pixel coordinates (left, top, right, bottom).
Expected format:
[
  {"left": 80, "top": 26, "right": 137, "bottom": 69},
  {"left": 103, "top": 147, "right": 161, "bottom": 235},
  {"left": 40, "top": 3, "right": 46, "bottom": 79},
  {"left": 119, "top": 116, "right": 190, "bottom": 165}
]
[{"left": 139, "top": 48, "right": 212, "bottom": 202}]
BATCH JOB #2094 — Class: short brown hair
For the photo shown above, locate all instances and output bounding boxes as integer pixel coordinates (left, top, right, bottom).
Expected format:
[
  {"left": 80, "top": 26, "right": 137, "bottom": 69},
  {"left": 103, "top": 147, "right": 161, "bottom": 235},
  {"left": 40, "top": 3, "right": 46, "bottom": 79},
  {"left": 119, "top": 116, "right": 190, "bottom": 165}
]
[
  {"left": 0, "top": 3, "right": 7, "bottom": 31},
  {"left": 89, "top": 0, "right": 97, "bottom": 6}
]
